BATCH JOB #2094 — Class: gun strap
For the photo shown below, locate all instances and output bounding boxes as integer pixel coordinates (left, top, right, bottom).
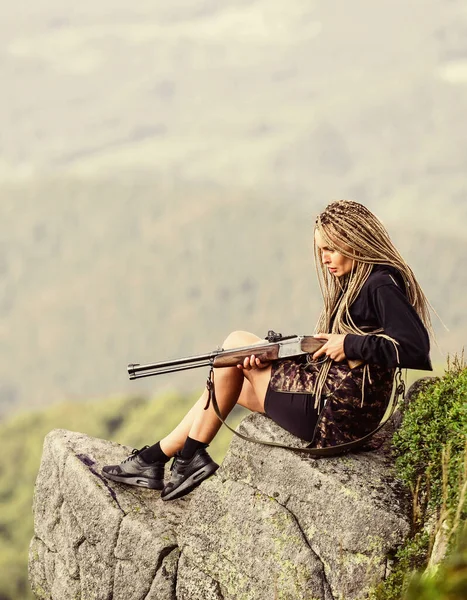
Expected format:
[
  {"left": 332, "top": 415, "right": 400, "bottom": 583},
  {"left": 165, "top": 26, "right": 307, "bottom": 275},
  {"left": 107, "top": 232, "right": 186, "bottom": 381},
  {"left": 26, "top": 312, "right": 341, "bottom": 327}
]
[{"left": 204, "top": 366, "right": 405, "bottom": 457}]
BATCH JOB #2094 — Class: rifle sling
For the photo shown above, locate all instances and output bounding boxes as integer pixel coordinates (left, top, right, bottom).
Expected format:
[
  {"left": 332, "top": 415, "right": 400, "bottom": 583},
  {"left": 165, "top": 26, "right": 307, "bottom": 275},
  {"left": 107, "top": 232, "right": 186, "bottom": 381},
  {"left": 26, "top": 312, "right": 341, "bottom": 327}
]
[{"left": 205, "top": 366, "right": 405, "bottom": 457}]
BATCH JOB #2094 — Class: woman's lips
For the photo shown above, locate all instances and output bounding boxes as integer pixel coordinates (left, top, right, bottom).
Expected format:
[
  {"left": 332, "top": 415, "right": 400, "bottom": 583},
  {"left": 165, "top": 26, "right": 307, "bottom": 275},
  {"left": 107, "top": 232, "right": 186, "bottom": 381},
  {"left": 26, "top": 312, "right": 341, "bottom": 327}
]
[{"left": 329, "top": 267, "right": 337, "bottom": 272}]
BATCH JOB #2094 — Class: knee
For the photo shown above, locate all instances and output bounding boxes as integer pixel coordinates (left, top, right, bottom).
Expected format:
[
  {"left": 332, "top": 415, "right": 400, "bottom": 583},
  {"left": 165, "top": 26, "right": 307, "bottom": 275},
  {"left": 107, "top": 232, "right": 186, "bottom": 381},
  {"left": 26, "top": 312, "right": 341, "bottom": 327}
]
[{"left": 222, "top": 330, "right": 262, "bottom": 350}]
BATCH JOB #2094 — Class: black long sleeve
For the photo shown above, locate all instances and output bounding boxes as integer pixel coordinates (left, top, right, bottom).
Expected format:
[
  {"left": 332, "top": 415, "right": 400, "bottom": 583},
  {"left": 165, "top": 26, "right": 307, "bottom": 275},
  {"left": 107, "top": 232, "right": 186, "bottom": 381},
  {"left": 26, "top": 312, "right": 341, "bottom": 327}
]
[{"left": 343, "top": 267, "right": 432, "bottom": 370}]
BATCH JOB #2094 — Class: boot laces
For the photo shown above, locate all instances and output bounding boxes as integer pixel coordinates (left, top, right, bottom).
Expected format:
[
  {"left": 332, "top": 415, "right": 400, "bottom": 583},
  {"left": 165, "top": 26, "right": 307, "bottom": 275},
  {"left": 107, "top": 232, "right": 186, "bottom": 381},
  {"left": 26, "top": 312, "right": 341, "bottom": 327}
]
[
  {"left": 122, "top": 445, "right": 149, "bottom": 463},
  {"left": 170, "top": 452, "right": 188, "bottom": 473}
]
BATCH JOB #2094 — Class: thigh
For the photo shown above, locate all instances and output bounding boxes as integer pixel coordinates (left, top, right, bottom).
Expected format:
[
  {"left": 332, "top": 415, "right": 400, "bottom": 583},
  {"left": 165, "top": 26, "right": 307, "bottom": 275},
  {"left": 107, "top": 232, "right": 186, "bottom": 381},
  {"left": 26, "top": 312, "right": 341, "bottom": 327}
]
[
  {"left": 222, "top": 330, "right": 264, "bottom": 349},
  {"left": 237, "top": 367, "right": 272, "bottom": 413},
  {"left": 222, "top": 330, "right": 272, "bottom": 412}
]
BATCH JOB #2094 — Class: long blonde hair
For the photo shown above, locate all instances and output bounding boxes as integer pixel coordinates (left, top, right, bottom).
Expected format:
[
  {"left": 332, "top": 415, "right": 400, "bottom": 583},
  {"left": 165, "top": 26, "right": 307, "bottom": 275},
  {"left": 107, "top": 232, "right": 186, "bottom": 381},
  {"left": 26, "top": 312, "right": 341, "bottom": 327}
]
[{"left": 311, "top": 199, "right": 433, "bottom": 405}]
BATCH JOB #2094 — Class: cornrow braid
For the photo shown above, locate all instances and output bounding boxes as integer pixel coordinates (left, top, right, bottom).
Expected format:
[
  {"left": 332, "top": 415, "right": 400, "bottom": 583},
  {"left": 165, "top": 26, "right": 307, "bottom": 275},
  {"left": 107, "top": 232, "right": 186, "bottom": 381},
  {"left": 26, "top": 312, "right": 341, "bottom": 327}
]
[{"left": 311, "top": 199, "right": 434, "bottom": 408}]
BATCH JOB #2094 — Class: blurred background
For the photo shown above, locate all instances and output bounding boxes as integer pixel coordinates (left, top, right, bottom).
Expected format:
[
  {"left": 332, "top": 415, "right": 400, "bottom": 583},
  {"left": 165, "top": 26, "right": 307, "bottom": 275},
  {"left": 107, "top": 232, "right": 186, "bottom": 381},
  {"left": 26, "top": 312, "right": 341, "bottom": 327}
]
[{"left": 1, "top": 0, "right": 466, "bottom": 597}]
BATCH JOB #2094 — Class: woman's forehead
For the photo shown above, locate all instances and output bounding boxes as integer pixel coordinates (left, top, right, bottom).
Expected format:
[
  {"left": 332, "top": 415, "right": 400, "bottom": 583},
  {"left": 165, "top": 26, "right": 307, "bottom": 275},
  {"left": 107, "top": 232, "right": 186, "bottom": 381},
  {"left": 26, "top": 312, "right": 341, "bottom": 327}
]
[
  {"left": 315, "top": 228, "right": 355, "bottom": 255},
  {"left": 314, "top": 229, "right": 330, "bottom": 248}
]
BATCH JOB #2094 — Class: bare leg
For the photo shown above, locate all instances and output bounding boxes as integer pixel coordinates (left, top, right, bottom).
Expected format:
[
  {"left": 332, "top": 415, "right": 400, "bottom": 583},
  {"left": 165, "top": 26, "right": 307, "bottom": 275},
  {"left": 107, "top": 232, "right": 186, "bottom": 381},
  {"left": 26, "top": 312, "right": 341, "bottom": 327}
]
[
  {"left": 159, "top": 392, "right": 209, "bottom": 457},
  {"left": 160, "top": 331, "right": 271, "bottom": 456}
]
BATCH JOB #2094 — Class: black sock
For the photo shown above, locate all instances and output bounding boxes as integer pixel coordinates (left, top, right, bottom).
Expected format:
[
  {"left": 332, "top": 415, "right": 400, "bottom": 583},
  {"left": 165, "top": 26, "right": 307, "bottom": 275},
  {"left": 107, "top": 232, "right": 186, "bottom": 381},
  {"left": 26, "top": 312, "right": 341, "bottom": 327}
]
[
  {"left": 180, "top": 436, "right": 208, "bottom": 460},
  {"left": 139, "top": 442, "right": 170, "bottom": 464}
]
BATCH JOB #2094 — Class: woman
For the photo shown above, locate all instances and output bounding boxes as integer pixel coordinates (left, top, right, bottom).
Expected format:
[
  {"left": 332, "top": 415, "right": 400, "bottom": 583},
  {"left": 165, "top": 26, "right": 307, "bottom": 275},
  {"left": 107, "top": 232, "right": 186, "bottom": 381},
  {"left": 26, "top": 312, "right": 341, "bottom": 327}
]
[{"left": 102, "top": 200, "right": 433, "bottom": 501}]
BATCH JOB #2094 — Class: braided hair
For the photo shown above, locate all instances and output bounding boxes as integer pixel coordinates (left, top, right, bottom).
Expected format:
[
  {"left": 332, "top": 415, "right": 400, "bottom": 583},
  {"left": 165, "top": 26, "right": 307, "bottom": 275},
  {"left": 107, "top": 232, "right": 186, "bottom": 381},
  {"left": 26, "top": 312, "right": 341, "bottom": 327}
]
[{"left": 311, "top": 199, "right": 434, "bottom": 406}]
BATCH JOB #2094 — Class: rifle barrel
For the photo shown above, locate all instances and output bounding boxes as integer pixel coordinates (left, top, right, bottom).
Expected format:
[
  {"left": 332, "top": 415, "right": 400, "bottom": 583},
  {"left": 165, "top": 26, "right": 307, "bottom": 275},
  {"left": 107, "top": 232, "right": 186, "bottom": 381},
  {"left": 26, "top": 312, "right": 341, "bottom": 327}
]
[
  {"left": 127, "top": 351, "right": 220, "bottom": 378},
  {"left": 128, "top": 359, "right": 214, "bottom": 379}
]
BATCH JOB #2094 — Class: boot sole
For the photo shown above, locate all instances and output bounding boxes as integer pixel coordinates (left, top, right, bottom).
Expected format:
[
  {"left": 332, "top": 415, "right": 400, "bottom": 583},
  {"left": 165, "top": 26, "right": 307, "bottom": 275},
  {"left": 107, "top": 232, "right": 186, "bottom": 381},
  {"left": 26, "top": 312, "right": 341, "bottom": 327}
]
[
  {"left": 101, "top": 470, "right": 164, "bottom": 490},
  {"left": 161, "top": 462, "right": 219, "bottom": 501}
]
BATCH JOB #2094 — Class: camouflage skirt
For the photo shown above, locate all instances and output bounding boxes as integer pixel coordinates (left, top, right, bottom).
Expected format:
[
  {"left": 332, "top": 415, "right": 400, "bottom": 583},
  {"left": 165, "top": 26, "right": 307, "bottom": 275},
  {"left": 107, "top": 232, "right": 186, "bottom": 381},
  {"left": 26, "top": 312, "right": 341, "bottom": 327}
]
[{"left": 269, "top": 357, "right": 395, "bottom": 448}]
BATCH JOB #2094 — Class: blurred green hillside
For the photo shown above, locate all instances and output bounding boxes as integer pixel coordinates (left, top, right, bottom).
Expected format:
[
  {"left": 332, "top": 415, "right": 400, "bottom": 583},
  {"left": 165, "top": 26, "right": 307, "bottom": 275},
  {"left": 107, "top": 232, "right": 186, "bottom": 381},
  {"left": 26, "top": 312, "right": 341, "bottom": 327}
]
[{"left": 0, "top": 389, "right": 246, "bottom": 600}]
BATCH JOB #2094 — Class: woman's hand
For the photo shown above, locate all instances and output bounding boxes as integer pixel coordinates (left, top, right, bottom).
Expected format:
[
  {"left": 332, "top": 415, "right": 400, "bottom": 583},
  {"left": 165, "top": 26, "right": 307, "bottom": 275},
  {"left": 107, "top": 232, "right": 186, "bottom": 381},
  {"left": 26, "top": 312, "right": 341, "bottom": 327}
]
[
  {"left": 312, "top": 333, "right": 347, "bottom": 362},
  {"left": 237, "top": 354, "right": 271, "bottom": 371}
]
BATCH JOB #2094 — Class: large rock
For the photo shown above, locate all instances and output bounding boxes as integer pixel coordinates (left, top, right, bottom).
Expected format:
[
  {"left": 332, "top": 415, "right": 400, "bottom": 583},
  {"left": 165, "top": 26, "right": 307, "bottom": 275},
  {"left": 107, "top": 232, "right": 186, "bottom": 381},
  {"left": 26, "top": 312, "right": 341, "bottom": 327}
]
[
  {"left": 29, "top": 430, "right": 185, "bottom": 600},
  {"left": 29, "top": 415, "right": 411, "bottom": 600},
  {"left": 177, "top": 415, "right": 410, "bottom": 600}
]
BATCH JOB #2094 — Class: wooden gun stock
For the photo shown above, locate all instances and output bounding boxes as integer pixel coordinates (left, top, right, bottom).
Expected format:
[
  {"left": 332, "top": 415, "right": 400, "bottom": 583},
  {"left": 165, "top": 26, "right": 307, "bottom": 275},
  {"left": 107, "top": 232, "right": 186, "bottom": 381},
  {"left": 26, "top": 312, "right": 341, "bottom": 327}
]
[
  {"left": 212, "top": 336, "right": 325, "bottom": 368},
  {"left": 212, "top": 345, "right": 280, "bottom": 367}
]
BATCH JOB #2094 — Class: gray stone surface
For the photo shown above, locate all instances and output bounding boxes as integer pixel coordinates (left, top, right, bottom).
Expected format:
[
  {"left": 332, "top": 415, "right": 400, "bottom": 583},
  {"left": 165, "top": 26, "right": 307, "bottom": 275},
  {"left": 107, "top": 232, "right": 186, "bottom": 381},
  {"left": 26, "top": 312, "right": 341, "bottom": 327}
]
[
  {"left": 176, "top": 552, "right": 225, "bottom": 600},
  {"left": 29, "top": 429, "right": 185, "bottom": 600},
  {"left": 200, "top": 415, "right": 411, "bottom": 600},
  {"left": 30, "top": 416, "right": 411, "bottom": 600},
  {"left": 177, "top": 477, "right": 334, "bottom": 600}
]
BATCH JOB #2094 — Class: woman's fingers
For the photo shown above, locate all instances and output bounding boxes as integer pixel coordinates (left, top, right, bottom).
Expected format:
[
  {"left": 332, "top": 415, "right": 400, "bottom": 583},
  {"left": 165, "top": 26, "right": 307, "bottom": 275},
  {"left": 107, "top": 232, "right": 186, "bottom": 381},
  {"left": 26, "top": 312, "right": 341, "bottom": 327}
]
[
  {"left": 238, "top": 355, "right": 253, "bottom": 370},
  {"left": 312, "top": 333, "right": 329, "bottom": 360},
  {"left": 312, "top": 344, "right": 327, "bottom": 360},
  {"left": 255, "top": 356, "right": 270, "bottom": 369},
  {"left": 237, "top": 354, "right": 270, "bottom": 370},
  {"left": 311, "top": 333, "right": 347, "bottom": 362}
]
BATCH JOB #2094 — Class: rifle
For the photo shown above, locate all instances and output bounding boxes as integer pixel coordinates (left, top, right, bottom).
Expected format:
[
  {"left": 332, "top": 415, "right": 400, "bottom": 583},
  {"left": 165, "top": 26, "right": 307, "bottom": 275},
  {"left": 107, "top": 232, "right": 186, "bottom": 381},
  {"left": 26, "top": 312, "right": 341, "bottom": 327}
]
[
  {"left": 127, "top": 330, "right": 325, "bottom": 380},
  {"left": 127, "top": 330, "right": 404, "bottom": 456}
]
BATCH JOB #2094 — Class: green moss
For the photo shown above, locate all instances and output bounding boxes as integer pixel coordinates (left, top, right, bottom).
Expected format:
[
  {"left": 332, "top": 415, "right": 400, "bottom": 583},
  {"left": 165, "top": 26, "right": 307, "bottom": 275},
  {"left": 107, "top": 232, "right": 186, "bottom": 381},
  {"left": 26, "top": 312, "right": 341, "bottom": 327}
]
[
  {"left": 342, "top": 486, "right": 360, "bottom": 500},
  {"left": 367, "top": 535, "right": 385, "bottom": 556},
  {"left": 370, "top": 357, "right": 467, "bottom": 600},
  {"left": 404, "top": 526, "right": 467, "bottom": 600},
  {"left": 392, "top": 364, "right": 467, "bottom": 521},
  {"left": 342, "top": 552, "right": 372, "bottom": 567},
  {"left": 30, "top": 585, "right": 49, "bottom": 600},
  {"left": 204, "top": 551, "right": 251, "bottom": 600},
  {"left": 369, "top": 531, "right": 430, "bottom": 600},
  {"left": 267, "top": 506, "right": 317, "bottom": 598}
]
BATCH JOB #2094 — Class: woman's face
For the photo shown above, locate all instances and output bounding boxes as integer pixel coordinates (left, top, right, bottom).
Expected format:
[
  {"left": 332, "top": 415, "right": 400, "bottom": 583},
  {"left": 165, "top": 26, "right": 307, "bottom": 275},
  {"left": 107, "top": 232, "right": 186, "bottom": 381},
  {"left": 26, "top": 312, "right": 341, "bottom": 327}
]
[{"left": 314, "top": 229, "right": 354, "bottom": 277}]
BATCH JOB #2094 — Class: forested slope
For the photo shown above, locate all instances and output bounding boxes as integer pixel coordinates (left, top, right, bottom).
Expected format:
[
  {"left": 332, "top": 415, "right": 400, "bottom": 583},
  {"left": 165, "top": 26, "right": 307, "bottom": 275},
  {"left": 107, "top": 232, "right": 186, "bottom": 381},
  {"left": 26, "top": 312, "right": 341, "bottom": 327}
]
[
  {"left": 1, "top": 0, "right": 467, "bottom": 417},
  {"left": 1, "top": 180, "right": 464, "bottom": 419}
]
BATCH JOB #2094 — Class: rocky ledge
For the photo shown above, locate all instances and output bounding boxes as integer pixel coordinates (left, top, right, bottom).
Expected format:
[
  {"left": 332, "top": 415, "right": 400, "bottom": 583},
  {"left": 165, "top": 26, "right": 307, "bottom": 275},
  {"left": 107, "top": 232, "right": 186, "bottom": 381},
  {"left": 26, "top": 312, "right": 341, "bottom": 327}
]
[{"left": 29, "top": 414, "right": 411, "bottom": 600}]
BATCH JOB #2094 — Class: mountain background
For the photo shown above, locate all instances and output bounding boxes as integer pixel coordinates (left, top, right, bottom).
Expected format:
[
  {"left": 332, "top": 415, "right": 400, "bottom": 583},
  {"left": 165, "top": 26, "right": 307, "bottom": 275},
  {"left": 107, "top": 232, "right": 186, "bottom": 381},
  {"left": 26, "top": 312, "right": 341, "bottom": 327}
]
[
  {"left": 1, "top": 0, "right": 466, "bottom": 420},
  {"left": 1, "top": 1, "right": 467, "bottom": 598}
]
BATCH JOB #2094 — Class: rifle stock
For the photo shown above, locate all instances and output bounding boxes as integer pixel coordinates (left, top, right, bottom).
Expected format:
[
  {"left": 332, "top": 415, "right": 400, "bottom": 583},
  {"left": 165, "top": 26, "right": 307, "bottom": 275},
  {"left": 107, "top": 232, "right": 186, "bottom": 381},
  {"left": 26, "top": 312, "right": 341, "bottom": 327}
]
[
  {"left": 212, "top": 345, "right": 280, "bottom": 367},
  {"left": 212, "top": 336, "right": 324, "bottom": 367}
]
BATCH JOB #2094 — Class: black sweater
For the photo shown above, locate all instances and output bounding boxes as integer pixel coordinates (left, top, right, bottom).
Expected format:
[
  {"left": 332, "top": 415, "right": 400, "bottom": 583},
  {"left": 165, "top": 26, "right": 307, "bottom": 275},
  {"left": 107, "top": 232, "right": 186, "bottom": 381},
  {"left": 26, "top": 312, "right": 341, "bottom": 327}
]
[{"left": 343, "top": 265, "right": 432, "bottom": 370}]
